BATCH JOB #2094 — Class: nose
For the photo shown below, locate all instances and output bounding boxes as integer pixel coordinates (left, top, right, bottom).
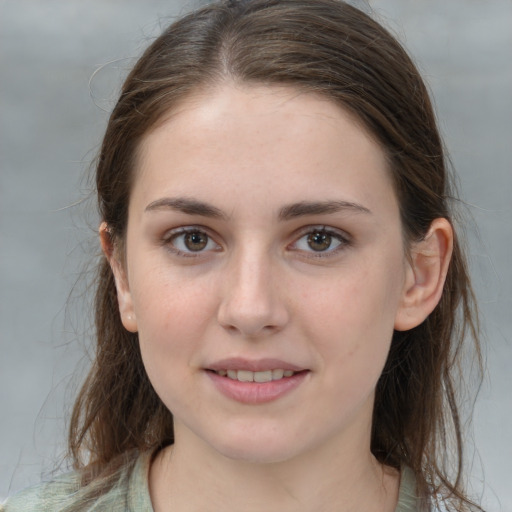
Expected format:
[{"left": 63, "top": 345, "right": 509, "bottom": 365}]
[{"left": 216, "top": 248, "right": 290, "bottom": 338}]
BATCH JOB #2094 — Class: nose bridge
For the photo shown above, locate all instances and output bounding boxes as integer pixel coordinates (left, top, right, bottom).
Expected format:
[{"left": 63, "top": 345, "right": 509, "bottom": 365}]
[{"left": 217, "top": 240, "right": 288, "bottom": 337}]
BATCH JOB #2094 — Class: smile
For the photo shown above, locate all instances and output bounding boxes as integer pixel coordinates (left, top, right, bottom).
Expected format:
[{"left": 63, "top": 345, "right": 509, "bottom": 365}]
[
  {"left": 206, "top": 366, "right": 309, "bottom": 404},
  {"left": 213, "top": 369, "right": 296, "bottom": 382}
]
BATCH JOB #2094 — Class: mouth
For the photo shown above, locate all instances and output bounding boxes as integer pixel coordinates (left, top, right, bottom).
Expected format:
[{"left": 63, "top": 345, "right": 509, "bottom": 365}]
[
  {"left": 205, "top": 358, "right": 309, "bottom": 403},
  {"left": 206, "top": 367, "right": 309, "bottom": 404},
  {"left": 209, "top": 368, "right": 301, "bottom": 383}
]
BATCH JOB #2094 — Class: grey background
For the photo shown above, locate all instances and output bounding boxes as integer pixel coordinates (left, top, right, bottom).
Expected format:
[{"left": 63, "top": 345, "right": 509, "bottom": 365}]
[{"left": 1, "top": 0, "right": 511, "bottom": 509}]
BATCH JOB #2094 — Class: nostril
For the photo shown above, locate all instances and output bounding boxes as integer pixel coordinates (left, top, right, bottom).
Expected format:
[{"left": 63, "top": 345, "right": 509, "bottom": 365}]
[{"left": 220, "top": 321, "right": 282, "bottom": 338}]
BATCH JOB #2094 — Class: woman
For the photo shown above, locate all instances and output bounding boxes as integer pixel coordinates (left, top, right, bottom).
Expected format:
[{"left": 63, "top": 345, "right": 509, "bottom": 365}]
[{"left": 2, "top": 1, "right": 484, "bottom": 511}]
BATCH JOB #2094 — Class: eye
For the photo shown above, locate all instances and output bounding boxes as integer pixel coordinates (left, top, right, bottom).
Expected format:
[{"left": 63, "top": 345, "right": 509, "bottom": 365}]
[
  {"left": 291, "top": 227, "right": 350, "bottom": 255},
  {"left": 165, "top": 227, "right": 220, "bottom": 255}
]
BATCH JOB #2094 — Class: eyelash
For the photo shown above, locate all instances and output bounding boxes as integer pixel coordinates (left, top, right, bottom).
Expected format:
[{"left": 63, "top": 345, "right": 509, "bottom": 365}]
[
  {"left": 162, "top": 226, "right": 221, "bottom": 258},
  {"left": 162, "top": 225, "right": 352, "bottom": 259},
  {"left": 290, "top": 226, "right": 352, "bottom": 258}
]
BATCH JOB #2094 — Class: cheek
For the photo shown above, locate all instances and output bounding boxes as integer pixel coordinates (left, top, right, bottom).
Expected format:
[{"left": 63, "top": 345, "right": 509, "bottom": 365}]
[
  {"left": 132, "top": 274, "right": 219, "bottom": 414},
  {"left": 298, "top": 252, "right": 405, "bottom": 363},
  {"left": 130, "top": 268, "right": 218, "bottom": 367}
]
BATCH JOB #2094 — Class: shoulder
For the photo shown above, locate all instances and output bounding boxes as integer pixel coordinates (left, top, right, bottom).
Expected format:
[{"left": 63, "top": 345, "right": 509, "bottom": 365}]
[
  {"left": 1, "top": 451, "right": 153, "bottom": 512},
  {"left": 0, "top": 471, "right": 81, "bottom": 512},
  {"left": 395, "top": 467, "right": 454, "bottom": 512},
  {"left": 396, "top": 466, "right": 421, "bottom": 511}
]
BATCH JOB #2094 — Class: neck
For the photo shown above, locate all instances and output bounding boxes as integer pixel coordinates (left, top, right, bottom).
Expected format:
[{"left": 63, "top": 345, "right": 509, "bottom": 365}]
[{"left": 149, "top": 421, "right": 399, "bottom": 512}]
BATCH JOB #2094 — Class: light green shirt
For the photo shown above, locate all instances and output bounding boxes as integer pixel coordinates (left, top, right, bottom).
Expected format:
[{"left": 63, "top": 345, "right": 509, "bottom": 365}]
[{"left": 1, "top": 452, "right": 421, "bottom": 511}]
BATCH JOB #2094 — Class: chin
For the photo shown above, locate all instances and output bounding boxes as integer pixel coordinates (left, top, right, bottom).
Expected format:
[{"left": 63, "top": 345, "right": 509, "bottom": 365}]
[{"left": 206, "top": 427, "right": 306, "bottom": 465}]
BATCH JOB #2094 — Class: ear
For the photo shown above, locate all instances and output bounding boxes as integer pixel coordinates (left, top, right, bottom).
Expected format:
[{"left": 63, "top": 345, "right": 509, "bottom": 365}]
[
  {"left": 99, "top": 222, "right": 138, "bottom": 333},
  {"left": 394, "top": 218, "right": 453, "bottom": 331}
]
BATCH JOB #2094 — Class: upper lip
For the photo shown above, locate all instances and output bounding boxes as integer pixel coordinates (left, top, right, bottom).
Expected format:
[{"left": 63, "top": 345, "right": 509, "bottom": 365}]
[{"left": 206, "top": 358, "right": 306, "bottom": 372}]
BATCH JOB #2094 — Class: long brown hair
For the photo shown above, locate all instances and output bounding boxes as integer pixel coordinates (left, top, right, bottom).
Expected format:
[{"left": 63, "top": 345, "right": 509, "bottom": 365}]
[{"left": 69, "top": 1, "right": 483, "bottom": 509}]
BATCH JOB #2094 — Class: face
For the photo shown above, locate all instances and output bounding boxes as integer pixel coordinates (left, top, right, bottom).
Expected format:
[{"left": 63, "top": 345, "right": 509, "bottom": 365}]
[{"left": 113, "top": 84, "right": 413, "bottom": 464}]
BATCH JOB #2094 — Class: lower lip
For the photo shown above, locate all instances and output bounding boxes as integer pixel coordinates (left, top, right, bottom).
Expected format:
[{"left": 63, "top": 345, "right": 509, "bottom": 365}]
[{"left": 206, "top": 371, "right": 309, "bottom": 404}]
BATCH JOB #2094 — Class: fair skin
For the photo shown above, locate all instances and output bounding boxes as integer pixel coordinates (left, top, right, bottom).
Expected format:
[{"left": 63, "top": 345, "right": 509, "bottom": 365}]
[{"left": 101, "top": 84, "right": 452, "bottom": 512}]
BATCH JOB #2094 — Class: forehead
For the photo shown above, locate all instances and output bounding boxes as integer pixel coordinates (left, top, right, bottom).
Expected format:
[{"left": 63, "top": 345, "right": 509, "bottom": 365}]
[
  {"left": 132, "top": 83, "right": 396, "bottom": 219},
  {"left": 140, "top": 83, "right": 382, "bottom": 158}
]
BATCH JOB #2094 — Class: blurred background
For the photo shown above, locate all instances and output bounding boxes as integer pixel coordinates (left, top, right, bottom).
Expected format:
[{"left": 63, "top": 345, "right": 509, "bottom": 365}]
[{"left": 1, "top": 0, "right": 511, "bottom": 509}]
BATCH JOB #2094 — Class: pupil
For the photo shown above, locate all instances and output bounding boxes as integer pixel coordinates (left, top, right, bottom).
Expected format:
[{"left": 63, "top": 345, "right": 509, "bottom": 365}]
[
  {"left": 308, "top": 231, "right": 331, "bottom": 251},
  {"left": 185, "top": 231, "right": 207, "bottom": 251}
]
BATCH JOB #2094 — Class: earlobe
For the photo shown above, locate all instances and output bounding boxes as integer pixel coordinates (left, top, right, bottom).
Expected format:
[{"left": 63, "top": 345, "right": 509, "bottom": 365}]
[
  {"left": 99, "top": 222, "right": 138, "bottom": 333},
  {"left": 394, "top": 218, "right": 453, "bottom": 331}
]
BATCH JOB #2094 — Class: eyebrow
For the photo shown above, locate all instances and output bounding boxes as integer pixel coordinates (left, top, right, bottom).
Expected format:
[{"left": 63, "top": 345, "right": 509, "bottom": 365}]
[
  {"left": 144, "top": 197, "right": 371, "bottom": 220},
  {"left": 278, "top": 200, "right": 372, "bottom": 221},
  {"left": 145, "top": 197, "right": 227, "bottom": 219}
]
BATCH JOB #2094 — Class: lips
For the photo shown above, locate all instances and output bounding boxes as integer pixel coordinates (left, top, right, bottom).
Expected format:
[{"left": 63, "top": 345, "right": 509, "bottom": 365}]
[
  {"left": 207, "top": 357, "right": 305, "bottom": 373},
  {"left": 205, "top": 358, "right": 309, "bottom": 404}
]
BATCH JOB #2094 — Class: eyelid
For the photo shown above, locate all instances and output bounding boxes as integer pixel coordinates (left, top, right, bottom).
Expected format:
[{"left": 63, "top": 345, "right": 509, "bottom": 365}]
[
  {"left": 162, "top": 225, "right": 222, "bottom": 257},
  {"left": 288, "top": 225, "right": 352, "bottom": 257},
  {"left": 160, "top": 224, "right": 352, "bottom": 259}
]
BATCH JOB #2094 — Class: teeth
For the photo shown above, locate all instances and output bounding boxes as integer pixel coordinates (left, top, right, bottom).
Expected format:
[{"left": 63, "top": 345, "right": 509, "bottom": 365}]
[
  {"left": 254, "top": 370, "right": 272, "bottom": 383},
  {"left": 272, "top": 369, "right": 284, "bottom": 379},
  {"left": 216, "top": 369, "right": 297, "bottom": 382},
  {"left": 237, "top": 370, "right": 254, "bottom": 382}
]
